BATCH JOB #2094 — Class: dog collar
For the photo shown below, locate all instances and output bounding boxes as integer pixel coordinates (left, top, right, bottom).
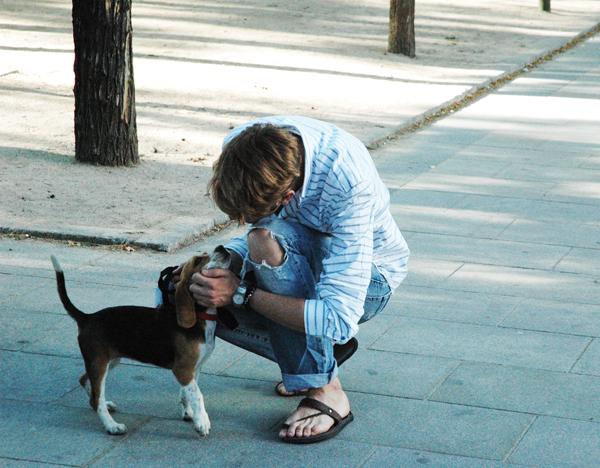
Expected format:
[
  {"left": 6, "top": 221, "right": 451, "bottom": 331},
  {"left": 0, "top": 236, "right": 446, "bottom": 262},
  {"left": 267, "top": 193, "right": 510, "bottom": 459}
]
[{"left": 196, "top": 311, "right": 218, "bottom": 321}]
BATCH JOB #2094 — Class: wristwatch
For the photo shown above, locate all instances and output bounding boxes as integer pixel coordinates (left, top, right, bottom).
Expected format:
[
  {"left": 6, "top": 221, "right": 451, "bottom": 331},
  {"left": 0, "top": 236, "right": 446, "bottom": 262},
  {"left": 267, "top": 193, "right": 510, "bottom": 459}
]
[{"left": 232, "top": 280, "right": 256, "bottom": 308}]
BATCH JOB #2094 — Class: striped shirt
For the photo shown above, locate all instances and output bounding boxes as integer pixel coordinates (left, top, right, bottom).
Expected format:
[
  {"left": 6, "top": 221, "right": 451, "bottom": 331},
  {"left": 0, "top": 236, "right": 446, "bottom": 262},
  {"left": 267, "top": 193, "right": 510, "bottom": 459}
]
[{"left": 223, "top": 116, "right": 409, "bottom": 343}]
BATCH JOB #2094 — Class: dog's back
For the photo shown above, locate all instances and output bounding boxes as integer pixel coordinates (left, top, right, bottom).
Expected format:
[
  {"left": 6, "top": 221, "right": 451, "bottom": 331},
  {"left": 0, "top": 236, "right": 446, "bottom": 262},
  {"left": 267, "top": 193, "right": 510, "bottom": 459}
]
[{"left": 51, "top": 255, "right": 204, "bottom": 369}]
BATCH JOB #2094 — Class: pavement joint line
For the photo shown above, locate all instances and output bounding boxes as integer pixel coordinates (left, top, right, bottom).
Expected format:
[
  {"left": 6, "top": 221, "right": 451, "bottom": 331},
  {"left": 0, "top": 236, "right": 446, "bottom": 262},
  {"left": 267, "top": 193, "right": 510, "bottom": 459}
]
[
  {"left": 551, "top": 246, "right": 574, "bottom": 271},
  {"left": 0, "top": 455, "right": 77, "bottom": 467},
  {"left": 400, "top": 284, "right": 600, "bottom": 307},
  {"left": 568, "top": 337, "right": 596, "bottom": 373},
  {"left": 495, "top": 218, "right": 517, "bottom": 240},
  {"left": 403, "top": 228, "right": 600, "bottom": 252},
  {"left": 341, "top": 436, "right": 512, "bottom": 465},
  {"left": 412, "top": 257, "right": 582, "bottom": 275},
  {"left": 367, "top": 21, "right": 600, "bottom": 152},
  {"left": 495, "top": 297, "right": 526, "bottom": 327},
  {"left": 444, "top": 262, "right": 465, "bottom": 280},
  {"left": 395, "top": 283, "right": 600, "bottom": 307},
  {"left": 357, "top": 446, "right": 379, "bottom": 468},
  {"left": 424, "top": 360, "right": 463, "bottom": 401},
  {"left": 390, "top": 313, "right": 599, "bottom": 340},
  {"left": 502, "top": 415, "right": 538, "bottom": 464},
  {"left": 80, "top": 417, "right": 152, "bottom": 468},
  {"left": 362, "top": 346, "right": 590, "bottom": 376},
  {"left": 496, "top": 324, "right": 598, "bottom": 340}
]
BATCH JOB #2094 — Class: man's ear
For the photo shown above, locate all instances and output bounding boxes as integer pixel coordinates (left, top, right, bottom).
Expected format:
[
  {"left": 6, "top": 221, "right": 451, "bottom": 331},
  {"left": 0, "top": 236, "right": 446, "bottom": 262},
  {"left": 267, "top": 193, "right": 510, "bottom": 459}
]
[{"left": 282, "top": 190, "right": 295, "bottom": 205}]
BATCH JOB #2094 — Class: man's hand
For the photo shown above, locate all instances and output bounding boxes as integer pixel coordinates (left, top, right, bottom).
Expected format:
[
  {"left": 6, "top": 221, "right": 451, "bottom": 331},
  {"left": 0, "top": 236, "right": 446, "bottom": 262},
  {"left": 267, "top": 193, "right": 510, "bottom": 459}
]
[{"left": 189, "top": 268, "right": 240, "bottom": 308}]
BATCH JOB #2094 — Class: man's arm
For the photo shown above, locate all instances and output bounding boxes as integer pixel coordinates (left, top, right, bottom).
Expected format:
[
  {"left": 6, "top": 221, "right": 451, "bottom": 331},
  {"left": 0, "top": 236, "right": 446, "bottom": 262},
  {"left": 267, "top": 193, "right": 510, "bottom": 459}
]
[{"left": 189, "top": 268, "right": 306, "bottom": 332}]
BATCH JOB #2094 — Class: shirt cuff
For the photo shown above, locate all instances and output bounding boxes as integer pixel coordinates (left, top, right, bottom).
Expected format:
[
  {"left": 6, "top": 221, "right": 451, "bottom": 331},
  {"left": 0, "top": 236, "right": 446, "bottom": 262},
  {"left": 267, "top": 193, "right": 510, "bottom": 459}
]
[{"left": 304, "top": 298, "right": 327, "bottom": 338}]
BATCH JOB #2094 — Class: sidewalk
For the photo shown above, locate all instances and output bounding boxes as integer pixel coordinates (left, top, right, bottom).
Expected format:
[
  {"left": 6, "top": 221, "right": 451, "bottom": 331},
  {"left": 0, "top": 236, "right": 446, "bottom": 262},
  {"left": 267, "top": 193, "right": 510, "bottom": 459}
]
[
  {"left": 1, "top": 0, "right": 600, "bottom": 249},
  {"left": 2, "top": 2, "right": 600, "bottom": 467}
]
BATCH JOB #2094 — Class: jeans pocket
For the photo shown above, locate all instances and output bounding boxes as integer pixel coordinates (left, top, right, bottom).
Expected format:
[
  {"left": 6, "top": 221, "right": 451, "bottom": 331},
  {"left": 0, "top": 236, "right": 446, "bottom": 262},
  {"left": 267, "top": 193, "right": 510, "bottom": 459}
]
[{"left": 360, "top": 292, "right": 392, "bottom": 324}]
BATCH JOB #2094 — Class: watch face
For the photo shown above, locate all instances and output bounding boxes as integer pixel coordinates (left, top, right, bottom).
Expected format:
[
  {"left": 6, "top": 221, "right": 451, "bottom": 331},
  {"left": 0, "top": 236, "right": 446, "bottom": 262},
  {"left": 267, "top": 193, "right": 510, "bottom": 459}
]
[
  {"left": 233, "top": 283, "right": 247, "bottom": 306},
  {"left": 232, "top": 293, "right": 244, "bottom": 306}
]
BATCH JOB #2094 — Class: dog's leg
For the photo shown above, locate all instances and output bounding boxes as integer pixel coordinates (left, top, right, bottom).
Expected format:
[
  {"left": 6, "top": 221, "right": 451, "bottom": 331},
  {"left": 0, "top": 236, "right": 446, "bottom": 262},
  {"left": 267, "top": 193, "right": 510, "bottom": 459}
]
[
  {"left": 179, "top": 387, "right": 194, "bottom": 422},
  {"left": 88, "top": 358, "right": 127, "bottom": 435},
  {"left": 181, "top": 379, "right": 211, "bottom": 436},
  {"left": 104, "top": 359, "right": 120, "bottom": 412},
  {"left": 80, "top": 358, "right": 120, "bottom": 413}
]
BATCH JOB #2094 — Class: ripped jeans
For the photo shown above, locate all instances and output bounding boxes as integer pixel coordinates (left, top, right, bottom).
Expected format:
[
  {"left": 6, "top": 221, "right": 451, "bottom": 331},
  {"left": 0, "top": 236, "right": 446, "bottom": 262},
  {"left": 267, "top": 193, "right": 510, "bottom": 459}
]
[{"left": 215, "top": 216, "right": 392, "bottom": 391}]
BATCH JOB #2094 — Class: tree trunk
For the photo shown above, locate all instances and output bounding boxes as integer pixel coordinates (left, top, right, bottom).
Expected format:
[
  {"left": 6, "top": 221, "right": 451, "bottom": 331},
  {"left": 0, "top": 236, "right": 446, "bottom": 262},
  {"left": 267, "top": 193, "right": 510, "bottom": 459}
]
[
  {"left": 540, "top": 0, "right": 551, "bottom": 12},
  {"left": 72, "top": 0, "right": 138, "bottom": 166},
  {"left": 388, "top": 0, "right": 415, "bottom": 57}
]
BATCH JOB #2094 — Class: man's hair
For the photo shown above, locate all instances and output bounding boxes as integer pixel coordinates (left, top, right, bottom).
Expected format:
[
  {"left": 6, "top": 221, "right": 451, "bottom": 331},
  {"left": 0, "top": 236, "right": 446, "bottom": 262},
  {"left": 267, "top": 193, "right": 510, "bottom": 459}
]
[{"left": 209, "top": 123, "right": 303, "bottom": 223}]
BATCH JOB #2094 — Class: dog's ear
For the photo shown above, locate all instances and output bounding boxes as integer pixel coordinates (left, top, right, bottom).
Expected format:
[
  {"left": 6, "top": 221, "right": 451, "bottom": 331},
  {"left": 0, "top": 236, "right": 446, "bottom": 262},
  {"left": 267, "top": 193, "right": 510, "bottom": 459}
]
[{"left": 174, "top": 255, "right": 209, "bottom": 328}]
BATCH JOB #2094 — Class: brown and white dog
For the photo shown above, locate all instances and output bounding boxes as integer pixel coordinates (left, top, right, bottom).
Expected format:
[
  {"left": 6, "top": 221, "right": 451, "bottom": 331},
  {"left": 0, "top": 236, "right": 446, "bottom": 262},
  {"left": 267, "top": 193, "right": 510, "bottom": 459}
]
[{"left": 50, "top": 247, "right": 230, "bottom": 436}]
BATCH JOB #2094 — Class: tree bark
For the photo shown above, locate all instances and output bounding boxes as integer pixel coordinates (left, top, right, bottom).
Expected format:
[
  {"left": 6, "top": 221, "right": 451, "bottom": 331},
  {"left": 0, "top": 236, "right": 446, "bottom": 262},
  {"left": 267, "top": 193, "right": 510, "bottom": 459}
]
[
  {"left": 540, "top": 0, "right": 551, "bottom": 12},
  {"left": 388, "top": 0, "right": 415, "bottom": 57},
  {"left": 72, "top": 0, "right": 138, "bottom": 166}
]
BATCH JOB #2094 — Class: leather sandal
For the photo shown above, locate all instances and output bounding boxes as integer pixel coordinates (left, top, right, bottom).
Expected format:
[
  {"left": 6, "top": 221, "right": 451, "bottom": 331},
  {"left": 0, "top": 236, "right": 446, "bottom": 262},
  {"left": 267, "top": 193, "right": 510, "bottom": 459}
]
[{"left": 280, "top": 397, "right": 354, "bottom": 444}]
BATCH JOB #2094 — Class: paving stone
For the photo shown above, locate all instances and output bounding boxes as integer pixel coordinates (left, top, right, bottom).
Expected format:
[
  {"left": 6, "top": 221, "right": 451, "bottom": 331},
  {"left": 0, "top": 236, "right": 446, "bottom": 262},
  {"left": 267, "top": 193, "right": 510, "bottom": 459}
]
[
  {"left": 0, "top": 400, "right": 146, "bottom": 466},
  {"left": 2, "top": 275, "right": 153, "bottom": 318},
  {"left": 555, "top": 247, "right": 600, "bottom": 276},
  {"left": 401, "top": 258, "right": 463, "bottom": 288},
  {"left": 389, "top": 188, "right": 466, "bottom": 209},
  {"left": 390, "top": 285, "right": 520, "bottom": 326},
  {"left": 339, "top": 392, "right": 533, "bottom": 460},
  {"left": 340, "top": 349, "right": 458, "bottom": 399},
  {"left": 431, "top": 362, "right": 600, "bottom": 422},
  {"left": 0, "top": 459, "right": 57, "bottom": 467},
  {"left": 392, "top": 206, "right": 515, "bottom": 239},
  {"left": 500, "top": 299, "right": 600, "bottom": 337},
  {"left": 408, "top": 232, "right": 570, "bottom": 270},
  {"left": 0, "top": 307, "right": 53, "bottom": 352},
  {"left": 370, "top": 317, "right": 590, "bottom": 372},
  {"left": 446, "top": 263, "right": 600, "bottom": 305},
  {"left": 90, "top": 418, "right": 376, "bottom": 467},
  {"left": 364, "top": 446, "right": 505, "bottom": 468},
  {"left": 0, "top": 351, "right": 80, "bottom": 402},
  {"left": 572, "top": 339, "right": 600, "bottom": 376},
  {"left": 508, "top": 416, "right": 600, "bottom": 466},
  {"left": 498, "top": 218, "right": 600, "bottom": 250},
  {"left": 454, "top": 194, "right": 600, "bottom": 224},
  {"left": 497, "top": 163, "right": 600, "bottom": 183},
  {"left": 401, "top": 172, "right": 553, "bottom": 200},
  {"left": 430, "top": 157, "right": 510, "bottom": 178},
  {"left": 58, "top": 366, "right": 293, "bottom": 434},
  {"left": 543, "top": 180, "right": 600, "bottom": 206},
  {"left": 456, "top": 142, "right": 574, "bottom": 167}
]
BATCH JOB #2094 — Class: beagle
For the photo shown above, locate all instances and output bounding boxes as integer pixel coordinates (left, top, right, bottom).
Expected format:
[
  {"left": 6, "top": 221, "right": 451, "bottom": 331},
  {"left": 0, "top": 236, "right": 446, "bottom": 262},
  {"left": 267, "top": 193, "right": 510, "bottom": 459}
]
[{"left": 50, "top": 247, "right": 230, "bottom": 436}]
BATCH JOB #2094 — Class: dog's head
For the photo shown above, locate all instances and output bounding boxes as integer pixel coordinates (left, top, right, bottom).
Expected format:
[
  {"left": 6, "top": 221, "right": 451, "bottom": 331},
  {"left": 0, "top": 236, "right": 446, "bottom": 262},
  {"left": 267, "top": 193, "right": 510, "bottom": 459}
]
[{"left": 174, "top": 247, "right": 231, "bottom": 328}]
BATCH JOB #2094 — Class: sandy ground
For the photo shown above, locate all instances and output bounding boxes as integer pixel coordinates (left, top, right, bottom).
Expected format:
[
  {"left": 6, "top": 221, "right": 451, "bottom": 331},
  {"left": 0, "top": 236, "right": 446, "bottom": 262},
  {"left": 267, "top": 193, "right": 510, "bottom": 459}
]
[{"left": 1, "top": 0, "right": 600, "bottom": 242}]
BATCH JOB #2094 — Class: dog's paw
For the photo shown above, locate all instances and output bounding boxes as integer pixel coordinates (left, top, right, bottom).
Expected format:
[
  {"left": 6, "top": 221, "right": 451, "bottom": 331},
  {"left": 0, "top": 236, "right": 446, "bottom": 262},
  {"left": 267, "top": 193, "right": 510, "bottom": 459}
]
[
  {"left": 106, "top": 401, "right": 118, "bottom": 413},
  {"left": 182, "top": 408, "right": 193, "bottom": 422},
  {"left": 105, "top": 422, "right": 127, "bottom": 435},
  {"left": 194, "top": 412, "right": 211, "bottom": 436}
]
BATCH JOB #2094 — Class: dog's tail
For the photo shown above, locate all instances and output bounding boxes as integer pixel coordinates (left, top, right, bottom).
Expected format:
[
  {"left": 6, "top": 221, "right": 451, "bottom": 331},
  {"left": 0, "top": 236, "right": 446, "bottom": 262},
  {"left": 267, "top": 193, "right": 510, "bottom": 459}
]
[{"left": 50, "top": 255, "right": 87, "bottom": 323}]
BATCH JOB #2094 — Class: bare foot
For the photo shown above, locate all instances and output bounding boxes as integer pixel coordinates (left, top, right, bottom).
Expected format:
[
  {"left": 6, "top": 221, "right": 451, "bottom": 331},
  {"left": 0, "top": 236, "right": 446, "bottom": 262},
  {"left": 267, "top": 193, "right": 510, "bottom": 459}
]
[
  {"left": 278, "top": 377, "right": 350, "bottom": 440},
  {"left": 275, "top": 381, "right": 308, "bottom": 397}
]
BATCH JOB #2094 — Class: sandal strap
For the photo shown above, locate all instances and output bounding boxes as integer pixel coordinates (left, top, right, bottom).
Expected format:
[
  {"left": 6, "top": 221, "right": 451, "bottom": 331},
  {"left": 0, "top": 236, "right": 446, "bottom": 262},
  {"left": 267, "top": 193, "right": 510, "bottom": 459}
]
[{"left": 297, "top": 397, "right": 343, "bottom": 424}]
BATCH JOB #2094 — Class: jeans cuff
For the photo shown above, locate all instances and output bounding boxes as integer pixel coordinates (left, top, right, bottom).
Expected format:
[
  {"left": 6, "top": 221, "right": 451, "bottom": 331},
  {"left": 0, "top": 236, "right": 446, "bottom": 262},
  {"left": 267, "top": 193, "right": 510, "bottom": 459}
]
[{"left": 281, "top": 365, "right": 339, "bottom": 391}]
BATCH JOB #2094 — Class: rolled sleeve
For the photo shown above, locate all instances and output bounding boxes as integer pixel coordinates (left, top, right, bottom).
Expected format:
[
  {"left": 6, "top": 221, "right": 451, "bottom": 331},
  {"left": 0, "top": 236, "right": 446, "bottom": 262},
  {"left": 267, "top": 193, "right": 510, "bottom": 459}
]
[{"left": 304, "top": 181, "right": 375, "bottom": 343}]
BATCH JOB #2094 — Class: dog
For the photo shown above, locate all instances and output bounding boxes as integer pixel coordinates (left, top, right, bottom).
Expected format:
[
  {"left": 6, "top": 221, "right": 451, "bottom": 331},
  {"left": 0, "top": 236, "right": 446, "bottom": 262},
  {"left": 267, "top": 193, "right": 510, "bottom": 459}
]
[{"left": 50, "top": 246, "right": 230, "bottom": 436}]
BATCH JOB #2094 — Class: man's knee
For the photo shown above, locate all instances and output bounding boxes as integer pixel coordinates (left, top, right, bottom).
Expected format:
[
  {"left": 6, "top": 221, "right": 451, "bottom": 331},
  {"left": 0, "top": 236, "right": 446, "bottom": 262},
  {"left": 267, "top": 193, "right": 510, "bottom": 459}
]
[{"left": 248, "top": 228, "right": 285, "bottom": 267}]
